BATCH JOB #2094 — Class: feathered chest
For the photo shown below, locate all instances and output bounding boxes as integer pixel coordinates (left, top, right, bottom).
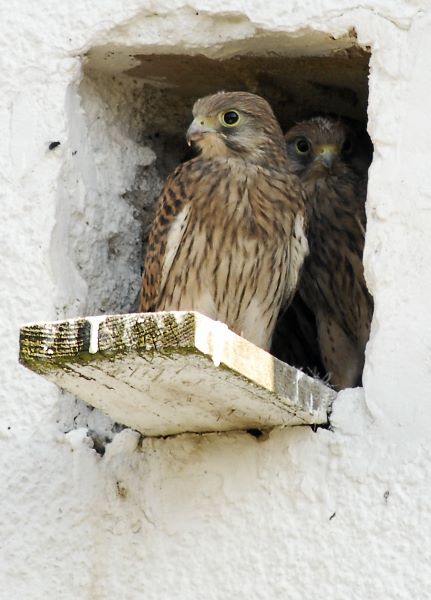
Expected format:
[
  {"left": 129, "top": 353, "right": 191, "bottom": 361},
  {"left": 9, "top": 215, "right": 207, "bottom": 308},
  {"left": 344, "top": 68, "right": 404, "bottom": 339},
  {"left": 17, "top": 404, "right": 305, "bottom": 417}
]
[
  {"left": 299, "top": 171, "right": 371, "bottom": 336},
  {"left": 185, "top": 161, "right": 295, "bottom": 241},
  {"left": 139, "top": 154, "right": 309, "bottom": 350},
  {"left": 304, "top": 175, "right": 366, "bottom": 256}
]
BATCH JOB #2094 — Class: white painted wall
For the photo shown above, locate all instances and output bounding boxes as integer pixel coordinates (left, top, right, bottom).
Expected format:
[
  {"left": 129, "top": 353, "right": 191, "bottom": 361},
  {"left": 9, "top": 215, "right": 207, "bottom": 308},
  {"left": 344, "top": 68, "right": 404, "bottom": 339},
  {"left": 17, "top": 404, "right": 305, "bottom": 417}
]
[{"left": 2, "top": 1, "right": 431, "bottom": 597}]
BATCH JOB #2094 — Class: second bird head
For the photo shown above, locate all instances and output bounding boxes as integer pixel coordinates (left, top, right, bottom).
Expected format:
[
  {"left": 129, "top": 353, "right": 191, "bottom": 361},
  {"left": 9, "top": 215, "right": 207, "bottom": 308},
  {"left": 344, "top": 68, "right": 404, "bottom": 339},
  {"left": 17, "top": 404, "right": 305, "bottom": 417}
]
[{"left": 285, "top": 116, "right": 372, "bottom": 179}]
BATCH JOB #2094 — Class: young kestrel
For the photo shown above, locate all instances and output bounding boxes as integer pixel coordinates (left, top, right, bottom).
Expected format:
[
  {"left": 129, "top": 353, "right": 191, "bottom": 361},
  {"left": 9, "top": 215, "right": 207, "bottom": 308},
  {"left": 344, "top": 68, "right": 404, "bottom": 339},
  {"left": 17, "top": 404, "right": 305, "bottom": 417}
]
[
  {"left": 283, "top": 116, "right": 373, "bottom": 389},
  {"left": 139, "top": 91, "right": 309, "bottom": 351}
]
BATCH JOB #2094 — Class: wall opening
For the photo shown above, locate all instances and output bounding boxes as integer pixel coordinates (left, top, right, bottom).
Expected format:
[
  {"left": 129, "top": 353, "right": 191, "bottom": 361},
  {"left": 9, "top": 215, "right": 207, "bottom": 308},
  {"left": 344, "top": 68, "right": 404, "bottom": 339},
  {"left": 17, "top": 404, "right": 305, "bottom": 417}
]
[{"left": 60, "top": 31, "right": 370, "bottom": 434}]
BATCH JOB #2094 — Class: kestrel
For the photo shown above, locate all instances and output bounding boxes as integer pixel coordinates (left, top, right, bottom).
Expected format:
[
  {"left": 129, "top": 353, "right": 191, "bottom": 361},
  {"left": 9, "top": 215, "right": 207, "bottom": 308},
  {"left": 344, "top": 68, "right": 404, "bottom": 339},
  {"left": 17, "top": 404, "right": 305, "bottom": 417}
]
[
  {"left": 139, "top": 91, "right": 309, "bottom": 351},
  {"left": 282, "top": 116, "right": 373, "bottom": 389}
]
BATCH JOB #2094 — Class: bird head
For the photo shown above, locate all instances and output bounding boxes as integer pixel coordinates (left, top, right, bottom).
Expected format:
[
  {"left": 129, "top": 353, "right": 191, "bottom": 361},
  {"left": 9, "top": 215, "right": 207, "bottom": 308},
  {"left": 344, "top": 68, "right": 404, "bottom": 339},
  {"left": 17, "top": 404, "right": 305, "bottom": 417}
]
[
  {"left": 284, "top": 116, "right": 372, "bottom": 179},
  {"left": 186, "top": 91, "right": 286, "bottom": 167}
]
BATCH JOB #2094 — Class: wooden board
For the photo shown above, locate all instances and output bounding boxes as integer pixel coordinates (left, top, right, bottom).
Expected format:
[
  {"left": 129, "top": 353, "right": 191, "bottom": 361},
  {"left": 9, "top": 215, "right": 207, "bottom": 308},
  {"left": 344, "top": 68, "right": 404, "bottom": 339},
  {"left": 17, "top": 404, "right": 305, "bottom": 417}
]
[{"left": 19, "top": 311, "right": 336, "bottom": 436}]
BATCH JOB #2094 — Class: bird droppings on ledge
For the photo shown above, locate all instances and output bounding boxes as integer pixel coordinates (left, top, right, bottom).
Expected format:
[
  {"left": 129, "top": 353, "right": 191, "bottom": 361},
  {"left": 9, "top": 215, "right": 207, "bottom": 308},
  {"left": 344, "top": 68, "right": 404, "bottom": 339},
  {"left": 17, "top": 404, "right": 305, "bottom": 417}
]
[{"left": 19, "top": 311, "right": 336, "bottom": 437}]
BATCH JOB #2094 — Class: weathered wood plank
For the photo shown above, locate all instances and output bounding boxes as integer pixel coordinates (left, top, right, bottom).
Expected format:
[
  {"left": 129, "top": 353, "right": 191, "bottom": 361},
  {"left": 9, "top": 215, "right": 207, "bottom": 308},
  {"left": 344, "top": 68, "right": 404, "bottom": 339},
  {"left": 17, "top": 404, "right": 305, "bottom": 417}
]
[{"left": 19, "top": 311, "right": 336, "bottom": 436}]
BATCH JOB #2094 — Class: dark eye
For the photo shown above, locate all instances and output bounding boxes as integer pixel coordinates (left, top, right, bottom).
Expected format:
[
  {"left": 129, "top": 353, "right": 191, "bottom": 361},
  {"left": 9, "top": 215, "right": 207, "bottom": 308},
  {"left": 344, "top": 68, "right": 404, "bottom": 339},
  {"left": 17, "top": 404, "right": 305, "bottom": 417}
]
[
  {"left": 342, "top": 138, "right": 353, "bottom": 154},
  {"left": 221, "top": 110, "right": 240, "bottom": 127},
  {"left": 295, "top": 138, "right": 310, "bottom": 154}
]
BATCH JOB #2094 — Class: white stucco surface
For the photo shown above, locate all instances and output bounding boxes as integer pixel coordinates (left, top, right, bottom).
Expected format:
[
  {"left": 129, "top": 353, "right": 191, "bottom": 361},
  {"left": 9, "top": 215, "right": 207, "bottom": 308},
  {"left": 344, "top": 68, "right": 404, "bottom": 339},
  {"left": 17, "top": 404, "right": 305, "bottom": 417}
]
[{"left": 2, "top": 1, "right": 431, "bottom": 598}]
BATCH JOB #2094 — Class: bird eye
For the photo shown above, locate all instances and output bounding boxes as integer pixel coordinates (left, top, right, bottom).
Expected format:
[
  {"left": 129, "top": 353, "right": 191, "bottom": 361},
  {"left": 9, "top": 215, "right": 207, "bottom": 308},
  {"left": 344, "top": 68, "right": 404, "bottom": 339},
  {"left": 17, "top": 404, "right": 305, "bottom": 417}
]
[
  {"left": 220, "top": 110, "right": 240, "bottom": 127},
  {"left": 295, "top": 138, "right": 310, "bottom": 154},
  {"left": 342, "top": 138, "right": 353, "bottom": 154}
]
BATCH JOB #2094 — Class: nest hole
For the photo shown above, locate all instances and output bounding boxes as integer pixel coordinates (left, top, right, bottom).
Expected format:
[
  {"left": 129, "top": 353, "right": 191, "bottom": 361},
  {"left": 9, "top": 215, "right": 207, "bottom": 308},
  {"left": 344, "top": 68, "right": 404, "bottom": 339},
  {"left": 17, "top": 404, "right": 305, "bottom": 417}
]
[{"left": 73, "top": 36, "right": 370, "bottom": 386}]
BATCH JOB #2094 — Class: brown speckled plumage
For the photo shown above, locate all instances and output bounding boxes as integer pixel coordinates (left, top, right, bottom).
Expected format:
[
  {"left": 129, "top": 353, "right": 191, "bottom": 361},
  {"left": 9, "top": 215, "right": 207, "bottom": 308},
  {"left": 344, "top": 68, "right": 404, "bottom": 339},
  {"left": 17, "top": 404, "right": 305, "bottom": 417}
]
[
  {"left": 283, "top": 116, "right": 373, "bottom": 389},
  {"left": 140, "top": 91, "right": 309, "bottom": 351}
]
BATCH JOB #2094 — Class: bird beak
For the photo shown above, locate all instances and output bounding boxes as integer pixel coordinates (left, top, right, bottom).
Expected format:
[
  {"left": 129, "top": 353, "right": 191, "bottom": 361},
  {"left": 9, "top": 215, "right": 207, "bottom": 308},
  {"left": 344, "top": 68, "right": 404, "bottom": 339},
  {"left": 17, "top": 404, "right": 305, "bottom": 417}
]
[
  {"left": 186, "top": 117, "right": 216, "bottom": 146},
  {"left": 315, "top": 144, "right": 339, "bottom": 169}
]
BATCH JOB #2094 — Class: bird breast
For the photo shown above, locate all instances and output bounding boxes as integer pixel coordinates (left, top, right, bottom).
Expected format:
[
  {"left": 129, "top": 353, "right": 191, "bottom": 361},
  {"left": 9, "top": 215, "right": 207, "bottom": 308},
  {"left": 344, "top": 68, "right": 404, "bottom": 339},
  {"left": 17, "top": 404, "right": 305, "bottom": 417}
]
[{"left": 158, "top": 161, "right": 305, "bottom": 350}]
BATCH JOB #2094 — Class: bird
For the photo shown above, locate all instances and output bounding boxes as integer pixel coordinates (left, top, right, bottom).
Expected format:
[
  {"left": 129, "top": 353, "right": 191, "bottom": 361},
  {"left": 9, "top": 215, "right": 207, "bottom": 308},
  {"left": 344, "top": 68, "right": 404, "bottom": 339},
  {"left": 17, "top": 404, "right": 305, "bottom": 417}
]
[
  {"left": 281, "top": 115, "right": 373, "bottom": 389},
  {"left": 139, "top": 91, "right": 309, "bottom": 352}
]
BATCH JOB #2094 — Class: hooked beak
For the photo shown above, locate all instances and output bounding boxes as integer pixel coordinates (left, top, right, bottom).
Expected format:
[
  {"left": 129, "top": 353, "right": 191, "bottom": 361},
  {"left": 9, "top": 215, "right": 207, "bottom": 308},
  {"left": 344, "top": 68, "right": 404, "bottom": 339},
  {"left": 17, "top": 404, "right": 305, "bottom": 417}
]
[
  {"left": 186, "top": 117, "right": 216, "bottom": 146},
  {"left": 315, "top": 144, "right": 339, "bottom": 169}
]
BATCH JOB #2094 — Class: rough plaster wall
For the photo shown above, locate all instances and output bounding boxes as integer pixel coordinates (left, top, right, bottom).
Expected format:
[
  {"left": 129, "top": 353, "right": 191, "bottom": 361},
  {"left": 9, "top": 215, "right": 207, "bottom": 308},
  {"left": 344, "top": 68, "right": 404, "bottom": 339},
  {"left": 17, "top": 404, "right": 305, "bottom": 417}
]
[{"left": 2, "top": 1, "right": 431, "bottom": 598}]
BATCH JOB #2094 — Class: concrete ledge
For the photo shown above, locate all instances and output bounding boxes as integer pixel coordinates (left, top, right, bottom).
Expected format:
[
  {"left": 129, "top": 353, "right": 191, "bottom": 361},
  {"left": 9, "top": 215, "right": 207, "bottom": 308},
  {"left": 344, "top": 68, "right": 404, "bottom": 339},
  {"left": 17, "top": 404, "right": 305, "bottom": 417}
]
[{"left": 19, "top": 311, "right": 336, "bottom": 436}]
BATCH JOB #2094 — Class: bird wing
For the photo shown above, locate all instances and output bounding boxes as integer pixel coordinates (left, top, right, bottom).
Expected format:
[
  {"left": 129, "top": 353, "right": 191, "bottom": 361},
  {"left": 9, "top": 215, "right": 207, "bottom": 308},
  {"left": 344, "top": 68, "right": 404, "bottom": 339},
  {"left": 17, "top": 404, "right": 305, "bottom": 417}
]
[
  {"left": 281, "top": 184, "right": 309, "bottom": 312},
  {"left": 139, "top": 164, "right": 191, "bottom": 312}
]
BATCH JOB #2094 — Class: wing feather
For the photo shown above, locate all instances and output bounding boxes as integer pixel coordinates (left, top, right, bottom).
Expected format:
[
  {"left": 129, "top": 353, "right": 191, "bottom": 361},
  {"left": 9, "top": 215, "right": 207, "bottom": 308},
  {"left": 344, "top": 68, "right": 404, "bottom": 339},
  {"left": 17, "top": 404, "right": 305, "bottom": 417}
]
[
  {"left": 139, "top": 164, "right": 190, "bottom": 312},
  {"left": 280, "top": 182, "right": 309, "bottom": 313}
]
